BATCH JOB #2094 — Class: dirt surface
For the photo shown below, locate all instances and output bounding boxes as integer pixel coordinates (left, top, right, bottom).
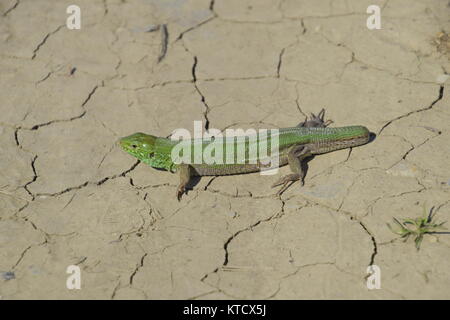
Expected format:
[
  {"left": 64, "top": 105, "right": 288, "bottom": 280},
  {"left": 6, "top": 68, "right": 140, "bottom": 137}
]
[{"left": 1, "top": 0, "right": 450, "bottom": 299}]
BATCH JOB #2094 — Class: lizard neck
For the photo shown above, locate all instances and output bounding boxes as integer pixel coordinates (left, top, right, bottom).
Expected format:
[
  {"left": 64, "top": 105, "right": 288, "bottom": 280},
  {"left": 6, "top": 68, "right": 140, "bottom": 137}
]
[
  {"left": 141, "top": 152, "right": 175, "bottom": 171},
  {"left": 141, "top": 137, "right": 177, "bottom": 172}
]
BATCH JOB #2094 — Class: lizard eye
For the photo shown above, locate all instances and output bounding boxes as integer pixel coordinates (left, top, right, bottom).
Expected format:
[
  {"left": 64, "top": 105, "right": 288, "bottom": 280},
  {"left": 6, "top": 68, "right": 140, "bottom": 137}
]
[{"left": 131, "top": 144, "right": 137, "bottom": 149}]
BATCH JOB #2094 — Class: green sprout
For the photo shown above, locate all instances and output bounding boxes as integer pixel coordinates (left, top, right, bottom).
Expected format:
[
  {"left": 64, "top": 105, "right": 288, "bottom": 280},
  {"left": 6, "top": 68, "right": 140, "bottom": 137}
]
[{"left": 387, "top": 205, "right": 447, "bottom": 250}]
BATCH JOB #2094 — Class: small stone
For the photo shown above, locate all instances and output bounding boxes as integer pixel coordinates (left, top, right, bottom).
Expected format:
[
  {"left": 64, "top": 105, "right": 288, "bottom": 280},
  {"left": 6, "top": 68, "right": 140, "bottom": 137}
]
[
  {"left": 436, "top": 74, "right": 449, "bottom": 84},
  {"left": 227, "top": 211, "right": 238, "bottom": 218},
  {"left": 386, "top": 160, "right": 420, "bottom": 178},
  {"left": 1, "top": 271, "right": 15, "bottom": 281},
  {"left": 428, "top": 235, "right": 437, "bottom": 243}
]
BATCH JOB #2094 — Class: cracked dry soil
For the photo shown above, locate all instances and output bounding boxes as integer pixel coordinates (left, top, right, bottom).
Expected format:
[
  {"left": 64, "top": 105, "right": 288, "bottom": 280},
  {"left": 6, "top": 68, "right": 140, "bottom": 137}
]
[{"left": 1, "top": 0, "right": 450, "bottom": 299}]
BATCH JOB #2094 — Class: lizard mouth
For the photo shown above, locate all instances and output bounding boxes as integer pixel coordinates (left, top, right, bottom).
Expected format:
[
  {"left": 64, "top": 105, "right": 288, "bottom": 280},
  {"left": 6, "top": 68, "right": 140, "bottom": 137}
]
[
  {"left": 118, "top": 139, "right": 126, "bottom": 148},
  {"left": 118, "top": 138, "right": 137, "bottom": 152}
]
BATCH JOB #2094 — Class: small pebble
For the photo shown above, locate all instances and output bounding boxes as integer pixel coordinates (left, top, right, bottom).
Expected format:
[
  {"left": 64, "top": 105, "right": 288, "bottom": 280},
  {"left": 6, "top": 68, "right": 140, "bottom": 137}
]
[
  {"left": 436, "top": 74, "right": 449, "bottom": 84},
  {"left": 227, "top": 211, "right": 238, "bottom": 218},
  {"left": 2, "top": 271, "right": 15, "bottom": 281}
]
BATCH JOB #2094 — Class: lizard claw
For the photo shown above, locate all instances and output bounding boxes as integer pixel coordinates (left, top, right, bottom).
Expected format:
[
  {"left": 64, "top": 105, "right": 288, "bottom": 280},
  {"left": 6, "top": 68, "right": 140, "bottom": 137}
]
[
  {"left": 176, "top": 185, "right": 186, "bottom": 201},
  {"left": 271, "top": 173, "right": 302, "bottom": 196},
  {"left": 297, "top": 108, "right": 333, "bottom": 128}
]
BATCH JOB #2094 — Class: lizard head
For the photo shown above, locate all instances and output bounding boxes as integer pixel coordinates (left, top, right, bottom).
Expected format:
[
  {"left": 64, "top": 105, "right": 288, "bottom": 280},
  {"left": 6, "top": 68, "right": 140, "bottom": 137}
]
[{"left": 119, "top": 132, "right": 157, "bottom": 162}]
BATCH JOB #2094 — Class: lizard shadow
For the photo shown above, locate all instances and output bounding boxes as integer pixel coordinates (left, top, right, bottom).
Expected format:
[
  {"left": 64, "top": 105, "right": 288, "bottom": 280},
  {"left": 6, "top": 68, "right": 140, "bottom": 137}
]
[
  {"left": 153, "top": 167, "right": 202, "bottom": 192},
  {"left": 186, "top": 176, "right": 202, "bottom": 193}
]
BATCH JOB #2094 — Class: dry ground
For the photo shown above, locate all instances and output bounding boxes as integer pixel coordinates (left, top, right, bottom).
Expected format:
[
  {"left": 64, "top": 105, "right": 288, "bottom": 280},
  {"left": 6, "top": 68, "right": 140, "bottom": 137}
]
[{"left": 1, "top": 0, "right": 450, "bottom": 299}]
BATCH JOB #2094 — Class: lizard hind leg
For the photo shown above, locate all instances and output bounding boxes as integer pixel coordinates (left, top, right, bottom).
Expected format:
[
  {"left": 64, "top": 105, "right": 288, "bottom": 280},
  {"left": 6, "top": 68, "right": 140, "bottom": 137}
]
[
  {"left": 271, "top": 145, "right": 312, "bottom": 196},
  {"left": 297, "top": 108, "right": 333, "bottom": 128}
]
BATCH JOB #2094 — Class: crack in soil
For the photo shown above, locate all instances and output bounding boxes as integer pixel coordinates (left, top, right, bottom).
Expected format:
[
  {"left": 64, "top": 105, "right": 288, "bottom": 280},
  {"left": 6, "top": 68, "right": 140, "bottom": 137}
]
[
  {"left": 201, "top": 202, "right": 284, "bottom": 284},
  {"left": 23, "top": 155, "right": 38, "bottom": 200},
  {"left": 358, "top": 221, "right": 378, "bottom": 266},
  {"left": 11, "top": 237, "right": 48, "bottom": 270},
  {"left": 176, "top": 0, "right": 217, "bottom": 41},
  {"left": 33, "top": 160, "right": 140, "bottom": 198},
  {"left": 158, "top": 24, "right": 168, "bottom": 63},
  {"left": 399, "top": 129, "right": 443, "bottom": 162},
  {"left": 27, "top": 84, "right": 101, "bottom": 131},
  {"left": 191, "top": 56, "right": 211, "bottom": 130},
  {"left": 32, "top": 25, "right": 63, "bottom": 60},
  {"left": 3, "top": 0, "right": 19, "bottom": 17},
  {"left": 379, "top": 86, "right": 445, "bottom": 135},
  {"left": 276, "top": 48, "right": 285, "bottom": 78},
  {"left": 129, "top": 253, "right": 148, "bottom": 285},
  {"left": 176, "top": 16, "right": 217, "bottom": 41}
]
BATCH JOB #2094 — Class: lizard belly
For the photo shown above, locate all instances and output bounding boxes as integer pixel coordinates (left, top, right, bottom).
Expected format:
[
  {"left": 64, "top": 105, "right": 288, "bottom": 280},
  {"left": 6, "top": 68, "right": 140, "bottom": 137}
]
[{"left": 190, "top": 155, "right": 289, "bottom": 176}]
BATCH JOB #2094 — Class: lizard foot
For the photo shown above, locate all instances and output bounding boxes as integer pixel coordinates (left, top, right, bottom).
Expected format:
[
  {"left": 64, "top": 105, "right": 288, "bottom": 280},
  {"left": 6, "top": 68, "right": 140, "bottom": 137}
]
[
  {"left": 176, "top": 184, "right": 186, "bottom": 201},
  {"left": 297, "top": 108, "right": 333, "bottom": 128},
  {"left": 271, "top": 173, "right": 302, "bottom": 196}
]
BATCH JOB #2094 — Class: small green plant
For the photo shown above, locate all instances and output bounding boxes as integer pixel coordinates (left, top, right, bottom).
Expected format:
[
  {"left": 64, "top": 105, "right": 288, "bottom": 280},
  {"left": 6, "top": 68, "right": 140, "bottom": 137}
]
[{"left": 387, "top": 205, "right": 447, "bottom": 250}]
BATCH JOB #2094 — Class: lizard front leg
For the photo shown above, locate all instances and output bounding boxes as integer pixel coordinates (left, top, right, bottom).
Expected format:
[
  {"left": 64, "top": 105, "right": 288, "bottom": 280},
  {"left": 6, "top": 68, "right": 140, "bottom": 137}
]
[
  {"left": 177, "top": 164, "right": 194, "bottom": 201},
  {"left": 271, "top": 144, "right": 312, "bottom": 195}
]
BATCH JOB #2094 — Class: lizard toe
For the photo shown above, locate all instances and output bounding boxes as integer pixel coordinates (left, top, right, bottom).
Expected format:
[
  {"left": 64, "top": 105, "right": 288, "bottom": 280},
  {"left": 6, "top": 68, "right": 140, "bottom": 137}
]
[{"left": 176, "top": 185, "right": 186, "bottom": 201}]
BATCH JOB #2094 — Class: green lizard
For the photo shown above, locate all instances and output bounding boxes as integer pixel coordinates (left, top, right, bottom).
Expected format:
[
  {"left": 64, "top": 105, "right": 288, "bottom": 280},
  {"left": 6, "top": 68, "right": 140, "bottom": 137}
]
[{"left": 119, "top": 109, "right": 371, "bottom": 200}]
